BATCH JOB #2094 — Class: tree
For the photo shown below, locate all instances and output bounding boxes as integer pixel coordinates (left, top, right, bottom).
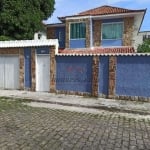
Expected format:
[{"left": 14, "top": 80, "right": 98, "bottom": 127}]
[
  {"left": 0, "top": 0, "right": 55, "bottom": 40},
  {"left": 137, "top": 39, "right": 150, "bottom": 53}
]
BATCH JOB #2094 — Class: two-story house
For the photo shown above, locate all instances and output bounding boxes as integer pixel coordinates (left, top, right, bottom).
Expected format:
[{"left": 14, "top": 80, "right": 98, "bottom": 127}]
[{"left": 45, "top": 5, "right": 146, "bottom": 53}]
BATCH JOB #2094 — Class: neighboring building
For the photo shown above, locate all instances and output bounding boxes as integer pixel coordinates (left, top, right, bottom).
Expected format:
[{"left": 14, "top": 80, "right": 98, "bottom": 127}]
[
  {"left": 135, "top": 31, "right": 150, "bottom": 47},
  {"left": 45, "top": 5, "right": 148, "bottom": 52}
]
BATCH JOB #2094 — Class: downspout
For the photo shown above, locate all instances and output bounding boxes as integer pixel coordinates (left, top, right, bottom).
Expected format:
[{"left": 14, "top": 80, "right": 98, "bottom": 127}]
[{"left": 90, "top": 16, "right": 93, "bottom": 49}]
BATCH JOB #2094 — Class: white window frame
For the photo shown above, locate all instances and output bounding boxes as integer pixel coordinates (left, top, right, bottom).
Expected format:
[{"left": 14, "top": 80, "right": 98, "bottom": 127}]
[
  {"left": 101, "top": 22, "right": 124, "bottom": 40},
  {"left": 69, "top": 22, "right": 86, "bottom": 40}
]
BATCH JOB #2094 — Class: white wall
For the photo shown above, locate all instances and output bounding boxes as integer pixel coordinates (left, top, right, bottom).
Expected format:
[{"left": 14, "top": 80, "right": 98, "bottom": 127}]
[{"left": 34, "top": 31, "right": 46, "bottom": 40}]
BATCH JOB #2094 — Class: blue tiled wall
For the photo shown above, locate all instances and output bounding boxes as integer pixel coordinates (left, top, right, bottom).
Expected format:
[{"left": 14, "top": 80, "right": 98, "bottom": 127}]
[
  {"left": 56, "top": 56, "right": 92, "bottom": 93},
  {"left": 55, "top": 27, "right": 65, "bottom": 48},
  {"left": 101, "top": 39, "right": 122, "bottom": 47},
  {"left": 116, "top": 56, "right": 150, "bottom": 97},
  {"left": 70, "top": 39, "right": 86, "bottom": 48},
  {"left": 99, "top": 56, "right": 109, "bottom": 95}
]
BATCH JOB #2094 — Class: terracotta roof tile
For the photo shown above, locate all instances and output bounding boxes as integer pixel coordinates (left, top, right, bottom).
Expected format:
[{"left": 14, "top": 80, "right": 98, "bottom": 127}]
[
  {"left": 58, "top": 47, "right": 135, "bottom": 56},
  {"left": 78, "top": 5, "right": 145, "bottom": 16},
  {"left": 59, "top": 5, "right": 145, "bottom": 19}
]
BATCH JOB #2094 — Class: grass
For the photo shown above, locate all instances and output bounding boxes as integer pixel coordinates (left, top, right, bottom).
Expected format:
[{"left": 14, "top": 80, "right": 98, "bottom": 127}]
[{"left": 0, "top": 97, "right": 30, "bottom": 112}]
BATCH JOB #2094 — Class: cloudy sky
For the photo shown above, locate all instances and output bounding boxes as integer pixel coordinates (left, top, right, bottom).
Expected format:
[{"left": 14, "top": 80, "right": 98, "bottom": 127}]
[{"left": 45, "top": 0, "right": 150, "bottom": 31}]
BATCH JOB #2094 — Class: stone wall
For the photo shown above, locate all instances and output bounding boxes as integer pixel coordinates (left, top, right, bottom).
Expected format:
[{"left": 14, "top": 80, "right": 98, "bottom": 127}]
[
  {"left": 123, "top": 17, "right": 134, "bottom": 46},
  {"left": 31, "top": 48, "right": 36, "bottom": 91},
  {"left": 108, "top": 56, "right": 116, "bottom": 99},
  {"left": 0, "top": 48, "right": 19, "bottom": 54},
  {"left": 47, "top": 27, "right": 56, "bottom": 39},
  {"left": 65, "top": 18, "right": 90, "bottom": 48},
  {"left": 19, "top": 49, "right": 24, "bottom": 90},
  {"left": 93, "top": 20, "right": 102, "bottom": 47},
  {"left": 92, "top": 56, "right": 99, "bottom": 96},
  {"left": 50, "top": 46, "right": 56, "bottom": 92}
]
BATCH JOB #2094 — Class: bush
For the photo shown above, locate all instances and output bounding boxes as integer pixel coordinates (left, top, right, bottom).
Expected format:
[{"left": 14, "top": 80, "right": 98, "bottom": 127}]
[
  {"left": 0, "top": 36, "right": 12, "bottom": 41},
  {"left": 137, "top": 39, "right": 150, "bottom": 53}
]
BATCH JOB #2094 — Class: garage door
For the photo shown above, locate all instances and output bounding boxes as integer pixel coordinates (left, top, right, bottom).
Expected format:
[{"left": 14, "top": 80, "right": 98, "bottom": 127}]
[
  {"left": 36, "top": 55, "right": 50, "bottom": 92},
  {"left": 0, "top": 56, "right": 19, "bottom": 89}
]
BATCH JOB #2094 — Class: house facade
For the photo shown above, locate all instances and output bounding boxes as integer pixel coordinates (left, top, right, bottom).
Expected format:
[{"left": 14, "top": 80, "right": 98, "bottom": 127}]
[{"left": 46, "top": 5, "right": 146, "bottom": 51}]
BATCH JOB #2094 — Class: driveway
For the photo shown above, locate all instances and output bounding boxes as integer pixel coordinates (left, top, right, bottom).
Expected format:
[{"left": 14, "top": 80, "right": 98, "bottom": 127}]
[{"left": 0, "top": 97, "right": 150, "bottom": 150}]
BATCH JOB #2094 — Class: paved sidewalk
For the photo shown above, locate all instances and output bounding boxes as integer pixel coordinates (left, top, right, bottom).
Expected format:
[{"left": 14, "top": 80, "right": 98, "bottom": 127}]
[
  {"left": 1, "top": 99, "right": 150, "bottom": 150},
  {"left": 0, "top": 90, "right": 150, "bottom": 115}
]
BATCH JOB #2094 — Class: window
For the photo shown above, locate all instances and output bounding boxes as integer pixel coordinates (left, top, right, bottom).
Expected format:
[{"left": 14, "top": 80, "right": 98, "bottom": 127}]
[
  {"left": 70, "top": 23, "right": 86, "bottom": 39},
  {"left": 102, "top": 22, "right": 123, "bottom": 40}
]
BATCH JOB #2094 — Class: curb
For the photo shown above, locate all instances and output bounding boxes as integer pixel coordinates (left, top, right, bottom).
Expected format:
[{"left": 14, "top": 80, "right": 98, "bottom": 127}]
[
  {"left": 20, "top": 97, "right": 150, "bottom": 116},
  {"left": 1, "top": 96, "right": 150, "bottom": 116}
]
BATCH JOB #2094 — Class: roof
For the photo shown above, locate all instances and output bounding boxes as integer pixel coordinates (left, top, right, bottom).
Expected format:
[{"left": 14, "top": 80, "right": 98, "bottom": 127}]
[
  {"left": 57, "top": 47, "right": 135, "bottom": 56},
  {"left": 59, "top": 5, "right": 146, "bottom": 20},
  {"left": 0, "top": 39, "right": 59, "bottom": 48}
]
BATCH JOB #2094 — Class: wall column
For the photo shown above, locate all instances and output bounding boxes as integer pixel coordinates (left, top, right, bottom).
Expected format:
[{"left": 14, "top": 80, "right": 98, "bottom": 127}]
[
  {"left": 31, "top": 48, "right": 36, "bottom": 91},
  {"left": 92, "top": 56, "right": 99, "bottom": 97},
  {"left": 50, "top": 46, "right": 56, "bottom": 92},
  {"left": 19, "top": 48, "right": 24, "bottom": 90},
  {"left": 108, "top": 56, "right": 116, "bottom": 98}
]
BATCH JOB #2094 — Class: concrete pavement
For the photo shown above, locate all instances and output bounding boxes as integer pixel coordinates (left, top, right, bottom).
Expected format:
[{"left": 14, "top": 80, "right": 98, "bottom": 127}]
[{"left": 0, "top": 90, "right": 150, "bottom": 115}]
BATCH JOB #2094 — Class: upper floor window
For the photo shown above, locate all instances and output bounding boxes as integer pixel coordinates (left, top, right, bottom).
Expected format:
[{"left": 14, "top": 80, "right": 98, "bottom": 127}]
[
  {"left": 102, "top": 22, "right": 123, "bottom": 40},
  {"left": 70, "top": 22, "right": 86, "bottom": 39}
]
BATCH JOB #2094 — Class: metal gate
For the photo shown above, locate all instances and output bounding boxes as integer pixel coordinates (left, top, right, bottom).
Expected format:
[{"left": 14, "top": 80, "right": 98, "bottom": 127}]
[{"left": 0, "top": 56, "right": 19, "bottom": 89}]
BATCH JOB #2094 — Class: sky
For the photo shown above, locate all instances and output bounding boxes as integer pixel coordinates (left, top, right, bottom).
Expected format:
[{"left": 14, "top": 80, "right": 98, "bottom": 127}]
[{"left": 44, "top": 0, "right": 150, "bottom": 31}]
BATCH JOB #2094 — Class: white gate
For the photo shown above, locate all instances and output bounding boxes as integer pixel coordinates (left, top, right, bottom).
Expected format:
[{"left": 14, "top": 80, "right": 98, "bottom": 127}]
[
  {"left": 36, "top": 55, "right": 50, "bottom": 92},
  {"left": 0, "top": 56, "right": 19, "bottom": 89}
]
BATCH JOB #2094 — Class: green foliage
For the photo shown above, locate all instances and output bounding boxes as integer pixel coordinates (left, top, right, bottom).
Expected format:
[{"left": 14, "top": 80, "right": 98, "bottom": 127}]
[
  {"left": 0, "top": 0, "right": 55, "bottom": 40},
  {"left": 0, "top": 35, "right": 12, "bottom": 41},
  {"left": 137, "top": 39, "right": 150, "bottom": 53}
]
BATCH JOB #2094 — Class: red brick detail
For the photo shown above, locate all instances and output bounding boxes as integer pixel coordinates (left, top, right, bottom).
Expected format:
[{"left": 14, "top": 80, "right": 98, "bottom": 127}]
[
  {"left": 58, "top": 47, "right": 135, "bottom": 55},
  {"left": 108, "top": 56, "right": 116, "bottom": 98}
]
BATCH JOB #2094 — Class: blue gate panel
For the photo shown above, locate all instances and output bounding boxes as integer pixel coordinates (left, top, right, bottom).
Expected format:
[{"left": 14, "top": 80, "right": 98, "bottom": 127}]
[
  {"left": 36, "top": 47, "right": 50, "bottom": 54},
  {"left": 116, "top": 56, "right": 150, "bottom": 97},
  {"left": 99, "top": 56, "right": 109, "bottom": 95},
  {"left": 24, "top": 48, "right": 31, "bottom": 88},
  {"left": 56, "top": 56, "right": 92, "bottom": 93}
]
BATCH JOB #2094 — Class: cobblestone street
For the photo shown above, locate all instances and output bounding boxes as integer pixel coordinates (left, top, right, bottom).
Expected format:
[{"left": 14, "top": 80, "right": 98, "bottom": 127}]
[{"left": 0, "top": 98, "right": 150, "bottom": 150}]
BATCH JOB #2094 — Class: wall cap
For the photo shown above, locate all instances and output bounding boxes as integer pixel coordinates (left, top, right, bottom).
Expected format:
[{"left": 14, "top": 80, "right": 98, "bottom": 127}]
[{"left": 0, "top": 39, "right": 59, "bottom": 54}]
